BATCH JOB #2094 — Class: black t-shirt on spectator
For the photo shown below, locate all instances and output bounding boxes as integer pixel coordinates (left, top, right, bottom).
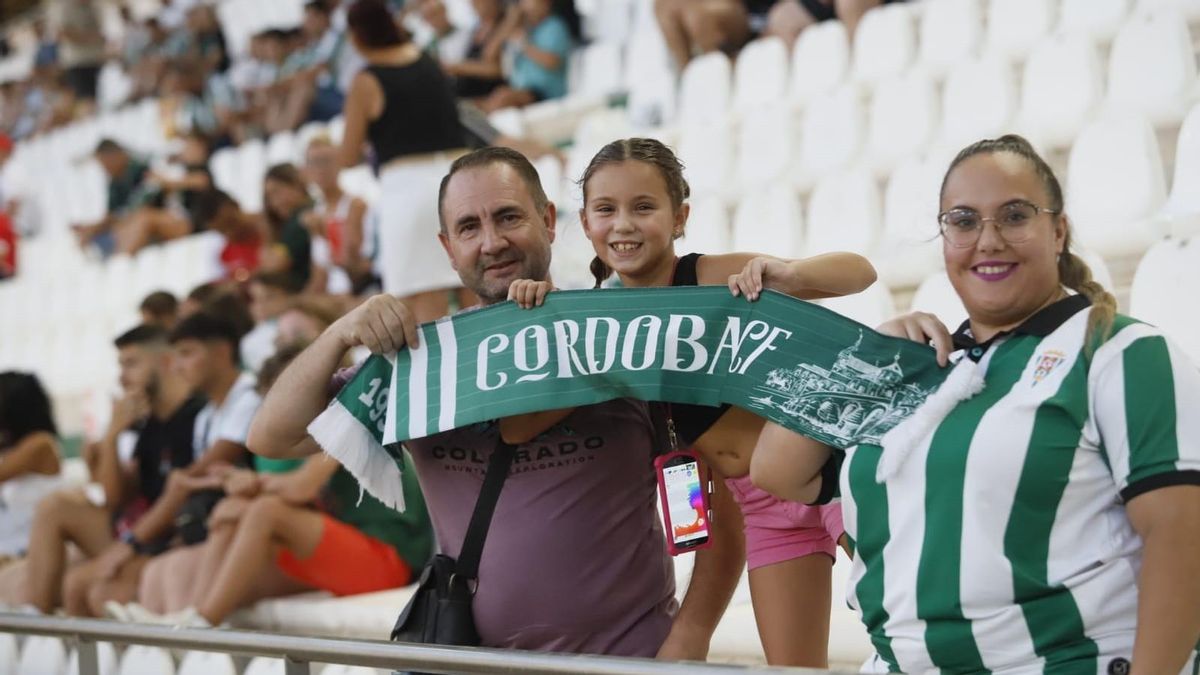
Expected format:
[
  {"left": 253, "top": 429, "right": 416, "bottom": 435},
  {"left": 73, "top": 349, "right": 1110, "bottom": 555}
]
[{"left": 134, "top": 396, "right": 206, "bottom": 503}]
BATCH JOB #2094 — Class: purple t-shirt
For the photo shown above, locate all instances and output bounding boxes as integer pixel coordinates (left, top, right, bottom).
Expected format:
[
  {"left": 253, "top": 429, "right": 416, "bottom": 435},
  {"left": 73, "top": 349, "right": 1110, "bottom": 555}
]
[{"left": 329, "top": 368, "right": 677, "bottom": 656}]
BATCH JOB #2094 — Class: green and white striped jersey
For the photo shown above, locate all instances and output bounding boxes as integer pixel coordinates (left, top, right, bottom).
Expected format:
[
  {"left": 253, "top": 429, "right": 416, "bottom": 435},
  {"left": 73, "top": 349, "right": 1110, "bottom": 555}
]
[{"left": 842, "top": 295, "right": 1200, "bottom": 674}]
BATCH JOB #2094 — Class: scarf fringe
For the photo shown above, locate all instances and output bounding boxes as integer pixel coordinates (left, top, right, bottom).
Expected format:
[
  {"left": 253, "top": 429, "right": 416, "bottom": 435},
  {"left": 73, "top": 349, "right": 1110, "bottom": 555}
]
[
  {"left": 308, "top": 401, "right": 408, "bottom": 512},
  {"left": 876, "top": 358, "right": 986, "bottom": 484}
]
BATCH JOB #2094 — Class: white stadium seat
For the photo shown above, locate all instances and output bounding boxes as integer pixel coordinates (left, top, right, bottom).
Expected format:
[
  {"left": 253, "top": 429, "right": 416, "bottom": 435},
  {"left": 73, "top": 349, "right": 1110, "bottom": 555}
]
[
  {"left": 733, "top": 37, "right": 789, "bottom": 118},
  {"left": 66, "top": 643, "right": 118, "bottom": 675},
  {"left": 937, "top": 56, "right": 1018, "bottom": 154},
  {"left": 805, "top": 169, "right": 882, "bottom": 257},
  {"left": 731, "top": 183, "right": 805, "bottom": 258},
  {"left": 176, "top": 651, "right": 235, "bottom": 675},
  {"left": 576, "top": 41, "right": 624, "bottom": 99},
  {"left": 242, "top": 657, "right": 285, "bottom": 675},
  {"left": 985, "top": 0, "right": 1057, "bottom": 62},
  {"left": 679, "top": 120, "right": 735, "bottom": 203},
  {"left": 624, "top": 27, "right": 677, "bottom": 126},
  {"left": 915, "top": 0, "right": 984, "bottom": 79},
  {"left": 1015, "top": 34, "right": 1105, "bottom": 149},
  {"left": 676, "top": 196, "right": 732, "bottom": 257},
  {"left": 788, "top": 20, "right": 850, "bottom": 109},
  {"left": 1105, "top": 9, "right": 1198, "bottom": 127},
  {"left": 1066, "top": 114, "right": 1168, "bottom": 257},
  {"left": 910, "top": 271, "right": 968, "bottom": 330},
  {"left": 1161, "top": 103, "right": 1200, "bottom": 238},
  {"left": 19, "top": 636, "right": 67, "bottom": 675},
  {"left": 821, "top": 282, "right": 898, "bottom": 329},
  {"left": 864, "top": 73, "right": 939, "bottom": 177},
  {"left": 677, "top": 52, "right": 733, "bottom": 128},
  {"left": 1130, "top": 236, "right": 1200, "bottom": 365},
  {"left": 793, "top": 85, "right": 864, "bottom": 191},
  {"left": 1060, "top": 0, "right": 1131, "bottom": 42},
  {"left": 0, "top": 633, "right": 16, "bottom": 675},
  {"left": 875, "top": 157, "right": 945, "bottom": 289},
  {"left": 1137, "top": 0, "right": 1200, "bottom": 21},
  {"left": 736, "top": 104, "right": 797, "bottom": 193},
  {"left": 852, "top": 4, "right": 917, "bottom": 87},
  {"left": 265, "top": 130, "right": 299, "bottom": 166}
]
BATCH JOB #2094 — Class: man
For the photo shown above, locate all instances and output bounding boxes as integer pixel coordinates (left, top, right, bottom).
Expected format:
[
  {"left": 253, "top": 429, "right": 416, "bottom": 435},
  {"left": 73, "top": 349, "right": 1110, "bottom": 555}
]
[
  {"left": 250, "top": 147, "right": 745, "bottom": 659},
  {"left": 21, "top": 325, "right": 205, "bottom": 615},
  {"left": 66, "top": 313, "right": 263, "bottom": 616},
  {"left": 72, "top": 140, "right": 163, "bottom": 257}
]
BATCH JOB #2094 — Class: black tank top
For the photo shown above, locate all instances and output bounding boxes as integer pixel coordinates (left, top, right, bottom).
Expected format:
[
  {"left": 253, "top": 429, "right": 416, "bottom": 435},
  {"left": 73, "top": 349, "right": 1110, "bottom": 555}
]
[
  {"left": 669, "top": 253, "right": 733, "bottom": 445},
  {"left": 366, "top": 54, "right": 464, "bottom": 166}
]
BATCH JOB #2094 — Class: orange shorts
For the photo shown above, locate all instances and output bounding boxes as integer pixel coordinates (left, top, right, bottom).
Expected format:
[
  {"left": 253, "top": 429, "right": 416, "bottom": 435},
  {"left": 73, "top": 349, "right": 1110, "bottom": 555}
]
[{"left": 276, "top": 514, "right": 413, "bottom": 596}]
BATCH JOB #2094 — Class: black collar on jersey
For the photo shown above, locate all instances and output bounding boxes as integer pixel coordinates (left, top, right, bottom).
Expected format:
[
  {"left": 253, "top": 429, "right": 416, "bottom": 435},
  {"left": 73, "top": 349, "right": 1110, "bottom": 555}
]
[{"left": 951, "top": 294, "right": 1093, "bottom": 362}]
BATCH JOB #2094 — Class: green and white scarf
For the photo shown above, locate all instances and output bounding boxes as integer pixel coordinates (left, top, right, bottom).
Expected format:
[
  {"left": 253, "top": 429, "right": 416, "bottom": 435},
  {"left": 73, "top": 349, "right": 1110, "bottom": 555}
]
[{"left": 308, "top": 287, "right": 954, "bottom": 511}]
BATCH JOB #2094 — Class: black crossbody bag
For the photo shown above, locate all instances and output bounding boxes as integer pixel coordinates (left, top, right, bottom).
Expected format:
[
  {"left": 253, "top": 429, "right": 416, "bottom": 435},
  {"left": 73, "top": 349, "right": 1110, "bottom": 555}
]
[{"left": 390, "top": 438, "right": 516, "bottom": 652}]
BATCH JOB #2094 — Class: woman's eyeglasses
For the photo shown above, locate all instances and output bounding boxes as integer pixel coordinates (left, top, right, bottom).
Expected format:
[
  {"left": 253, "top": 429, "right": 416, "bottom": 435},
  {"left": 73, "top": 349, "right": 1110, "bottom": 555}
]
[{"left": 937, "top": 201, "right": 1058, "bottom": 248}]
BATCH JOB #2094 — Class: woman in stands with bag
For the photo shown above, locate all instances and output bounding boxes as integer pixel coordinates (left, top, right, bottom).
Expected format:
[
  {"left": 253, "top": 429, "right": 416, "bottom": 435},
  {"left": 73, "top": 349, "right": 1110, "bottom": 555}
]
[
  {"left": 506, "top": 137, "right": 876, "bottom": 668},
  {"left": 338, "top": 0, "right": 471, "bottom": 323},
  {"left": 752, "top": 135, "right": 1200, "bottom": 674}
]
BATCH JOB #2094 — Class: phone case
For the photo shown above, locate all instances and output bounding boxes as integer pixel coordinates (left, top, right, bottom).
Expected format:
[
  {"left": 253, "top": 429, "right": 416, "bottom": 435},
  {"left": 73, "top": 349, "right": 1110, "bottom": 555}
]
[{"left": 655, "top": 450, "right": 713, "bottom": 556}]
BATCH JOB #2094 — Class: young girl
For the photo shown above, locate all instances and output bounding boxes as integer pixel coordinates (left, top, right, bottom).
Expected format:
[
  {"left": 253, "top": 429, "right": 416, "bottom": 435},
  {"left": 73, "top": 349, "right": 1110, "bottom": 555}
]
[
  {"left": 507, "top": 138, "right": 876, "bottom": 667},
  {"left": 261, "top": 163, "right": 317, "bottom": 293}
]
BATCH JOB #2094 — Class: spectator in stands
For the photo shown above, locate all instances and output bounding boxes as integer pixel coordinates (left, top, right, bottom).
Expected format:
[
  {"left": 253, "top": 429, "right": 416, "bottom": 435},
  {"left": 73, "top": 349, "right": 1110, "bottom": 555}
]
[
  {"left": 340, "top": 0, "right": 469, "bottom": 323},
  {"left": 438, "top": 0, "right": 507, "bottom": 99},
  {"left": 18, "top": 325, "right": 204, "bottom": 615},
  {"left": 477, "top": 0, "right": 573, "bottom": 113},
  {"left": 416, "top": 0, "right": 468, "bottom": 66},
  {"left": 654, "top": 0, "right": 759, "bottom": 68},
  {"left": 46, "top": 0, "right": 105, "bottom": 110},
  {"left": 139, "top": 291, "right": 180, "bottom": 330},
  {"left": 121, "top": 16, "right": 172, "bottom": 102},
  {"left": 72, "top": 313, "right": 265, "bottom": 617},
  {"left": 175, "top": 4, "right": 230, "bottom": 75},
  {"left": 304, "top": 135, "right": 372, "bottom": 293},
  {"left": 754, "top": 135, "right": 1200, "bottom": 674},
  {"left": 262, "top": 1, "right": 351, "bottom": 135},
  {"left": 249, "top": 147, "right": 744, "bottom": 658},
  {"left": 764, "top": 0, "right": 889, "bottom": 45},
  {"left": 0, "top": 372, "right": 64, "bottom": 562},
  {"left": 193, "top": 189, "right": 264, "bottom": 283},
  {"left": 242, "top": 271, "right": 302, "bottom": 374},
  {"left": 160, "top": 58, "right": 243, "bottom": 147},
  {"left": 112, "top": 133, "right": 214, "bottom": 254},
  {"left": 72, "top": 140, "right": 163, "bottom": 257},
  {"left": 179, "top": 282, "right": 221, "bottom": 320},
  {"left": 261, "top": 164, "right": 315, "bottom": 292}
]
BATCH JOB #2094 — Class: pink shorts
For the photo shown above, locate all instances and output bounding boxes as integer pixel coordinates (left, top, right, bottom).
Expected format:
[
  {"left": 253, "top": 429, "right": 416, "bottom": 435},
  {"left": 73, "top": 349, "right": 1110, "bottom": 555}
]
[{"left": 725, "top": 475, "right": 845, "bottom": 570}]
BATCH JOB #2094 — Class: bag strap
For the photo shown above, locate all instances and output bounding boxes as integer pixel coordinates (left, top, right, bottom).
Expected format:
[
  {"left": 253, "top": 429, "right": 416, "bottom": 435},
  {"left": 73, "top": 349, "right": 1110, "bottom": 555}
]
[{"left": 455, "top": 437, "right": 517, "bottom": 581}]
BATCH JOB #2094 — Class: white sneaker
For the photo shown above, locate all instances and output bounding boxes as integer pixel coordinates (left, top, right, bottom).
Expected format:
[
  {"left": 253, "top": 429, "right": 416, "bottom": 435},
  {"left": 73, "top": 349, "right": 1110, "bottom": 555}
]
[
  {"left": 102, "top": 601, "right": 131, "bottom": 622},
  {"left": 172, "top": 607, "right": 213, "bottom": 630}
]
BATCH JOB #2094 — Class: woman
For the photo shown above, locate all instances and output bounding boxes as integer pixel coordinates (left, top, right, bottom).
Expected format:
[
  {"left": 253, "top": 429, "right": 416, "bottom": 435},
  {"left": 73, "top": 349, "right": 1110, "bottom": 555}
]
[
  {"left": 753, "top": 135, "right": 1200, "bottom": 674},
  {"left": 304, "top": 135, "right": 372, "bottom": 294},
  {"left": 507, "top": 138, "right": 876, "bottom": 667},
  {"left": 0, "top": 372, "right": 64, "bottom": 561},
  {"left": 261, "top": 163, "right": 316, "bottom": 294},
  {"left": 478, "top": 0, "right": 573, "bottom": 113},
  {"left": 339, "top": 0, "right": 471, "bottom": 323},
  {"left": 443, "top": 0, "right": 508, "bottom": 99}
]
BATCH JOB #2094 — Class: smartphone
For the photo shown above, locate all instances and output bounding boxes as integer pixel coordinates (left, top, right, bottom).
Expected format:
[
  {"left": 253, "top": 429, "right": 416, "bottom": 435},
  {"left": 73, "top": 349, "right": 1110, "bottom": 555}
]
[{"left": 655, "top": 451, "right": 712, "bottom": 555}]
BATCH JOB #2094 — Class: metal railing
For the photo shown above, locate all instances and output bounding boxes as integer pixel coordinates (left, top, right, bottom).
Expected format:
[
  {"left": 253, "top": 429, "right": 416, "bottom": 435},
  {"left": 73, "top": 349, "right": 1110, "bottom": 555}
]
[{"left": 0, "top": 614, "right": 838, "bottom": 675}]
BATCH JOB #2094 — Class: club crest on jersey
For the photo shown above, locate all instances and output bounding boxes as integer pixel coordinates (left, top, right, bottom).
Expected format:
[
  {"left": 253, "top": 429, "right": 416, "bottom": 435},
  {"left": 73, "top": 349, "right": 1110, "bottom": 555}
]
[{"left": 1031, "top": 350, "right": 1066, "bottom": 385}]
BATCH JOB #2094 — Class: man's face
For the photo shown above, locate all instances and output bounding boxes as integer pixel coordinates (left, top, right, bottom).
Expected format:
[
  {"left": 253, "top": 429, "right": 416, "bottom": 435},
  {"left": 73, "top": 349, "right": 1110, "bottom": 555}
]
[
  {"left": 438, "top": 164, "right": 555, "bottom": 304},
  {"left": 172, "top": 339, "right": 217, "bottom": 391},
  {"left": 117, "top": 344, "right": 159, "bottom": 396},
  {"left": 303, "top": 8, "right": 330, "bottom": 40}
]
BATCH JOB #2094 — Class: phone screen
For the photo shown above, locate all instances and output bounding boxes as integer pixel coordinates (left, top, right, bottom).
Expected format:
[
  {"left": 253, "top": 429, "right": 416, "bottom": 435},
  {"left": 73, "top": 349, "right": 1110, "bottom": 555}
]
[{"left": 663, "top": 460, "right": 709, "bottom": 546}]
